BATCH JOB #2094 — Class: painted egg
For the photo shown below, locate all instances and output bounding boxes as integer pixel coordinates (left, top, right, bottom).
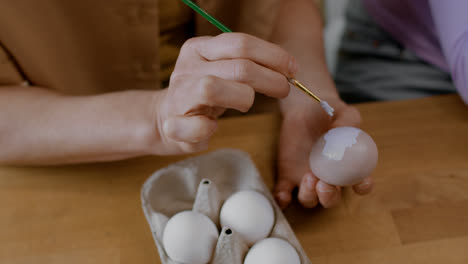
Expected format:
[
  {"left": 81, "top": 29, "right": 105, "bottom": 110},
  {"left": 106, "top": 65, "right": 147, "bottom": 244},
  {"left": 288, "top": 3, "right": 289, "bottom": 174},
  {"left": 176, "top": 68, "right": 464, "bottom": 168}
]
[
  {"left": 244, "top": 237, "right": 301, "bottom": 264},
  {"left": 220, "top": 190, "right": 275, "bottom": 246},
  {"left": 163, "top": 211, "right": 218, "bottom": 264},
  {"left": 309, "top": 127, "right": 378, "bottom": 186}
]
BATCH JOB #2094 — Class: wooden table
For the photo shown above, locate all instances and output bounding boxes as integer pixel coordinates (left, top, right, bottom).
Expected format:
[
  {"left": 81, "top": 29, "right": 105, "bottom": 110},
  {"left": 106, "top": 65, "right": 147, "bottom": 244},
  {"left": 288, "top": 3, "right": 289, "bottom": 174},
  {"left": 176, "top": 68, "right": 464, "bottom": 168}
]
[{"left": 1, "top": 95, "right": 468, "bottom": 264}]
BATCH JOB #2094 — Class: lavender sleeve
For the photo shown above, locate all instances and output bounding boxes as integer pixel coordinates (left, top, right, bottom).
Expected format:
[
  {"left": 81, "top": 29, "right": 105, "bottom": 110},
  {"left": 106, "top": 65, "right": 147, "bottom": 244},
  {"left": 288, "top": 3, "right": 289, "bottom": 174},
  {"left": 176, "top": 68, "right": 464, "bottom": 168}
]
[{"left": 429, "top": 0, "right": 468, "bottom": 105}]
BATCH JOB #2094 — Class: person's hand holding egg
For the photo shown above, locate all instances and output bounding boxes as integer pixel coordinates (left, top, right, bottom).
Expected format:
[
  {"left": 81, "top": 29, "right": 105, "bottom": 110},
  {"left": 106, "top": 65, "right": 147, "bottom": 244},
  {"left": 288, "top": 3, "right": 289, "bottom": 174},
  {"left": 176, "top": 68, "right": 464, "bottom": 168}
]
[{"left": 275, "top": 98, "right": 377, "bottom": 209}]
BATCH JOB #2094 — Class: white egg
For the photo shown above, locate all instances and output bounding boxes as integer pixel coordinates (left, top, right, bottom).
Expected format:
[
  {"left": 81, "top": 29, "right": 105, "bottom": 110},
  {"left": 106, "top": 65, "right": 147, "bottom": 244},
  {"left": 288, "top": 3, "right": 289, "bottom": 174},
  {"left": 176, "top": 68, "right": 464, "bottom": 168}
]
[
  {"left": 244, "top": 237, "right": 301, "bottom": 264},
  {"left": 163, "top": 211, "right": 218, "bottom": 264},
  {"left": 220, "top": 190, "right": 275, "bottom": 246},
  {"left": 309, "top": 127, "right": 378, "bottom": 186}
]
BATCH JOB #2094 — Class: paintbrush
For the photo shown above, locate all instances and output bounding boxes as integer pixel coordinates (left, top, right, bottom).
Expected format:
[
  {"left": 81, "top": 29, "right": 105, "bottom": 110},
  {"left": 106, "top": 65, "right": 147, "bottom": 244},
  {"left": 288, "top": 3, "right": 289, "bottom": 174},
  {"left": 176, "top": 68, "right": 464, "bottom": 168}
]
[{"left": 180, "top": 0, "right": 335, "bottom": 117}]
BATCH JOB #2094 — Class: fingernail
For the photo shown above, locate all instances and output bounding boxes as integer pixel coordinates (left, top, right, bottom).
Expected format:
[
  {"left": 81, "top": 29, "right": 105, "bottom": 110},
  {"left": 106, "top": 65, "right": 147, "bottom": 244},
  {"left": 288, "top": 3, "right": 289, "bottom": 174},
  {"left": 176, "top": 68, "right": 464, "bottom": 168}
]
[
  {"left": 355, "top": 179, "right": 373, "bottom": 194},
  {"left": 289, "top": 56, "right": 299, "bottom": 75},
  {"left": 358, "top": 181, "right": 371, "bottom": 189},
  {"left": 276, "top": 191, "right": 289, "bottom": 201},
  {"left": 275, "top": 192, "right": 290, "bottom": 209},
  {"left": 317, "top": 181, "right": 335, "bottom": 193}
]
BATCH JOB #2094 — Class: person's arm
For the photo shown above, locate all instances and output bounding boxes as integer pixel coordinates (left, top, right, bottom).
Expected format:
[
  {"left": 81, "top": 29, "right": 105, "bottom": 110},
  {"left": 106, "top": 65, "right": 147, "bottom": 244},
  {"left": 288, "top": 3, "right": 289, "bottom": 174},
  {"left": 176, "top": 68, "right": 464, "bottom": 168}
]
[
  {"left": 272, "top": 0, "right": 338, "bottom": 109},
  {"left": 0, "top": 86, "right": 159, "bottom": 165},
  {"left": 429, "top": 0, "right": 468, "bottom": 105},
  {"left": 0, "top": 33, "right": 296, "bottom": 165},
  {"left": 270, "top": 0, "right": 372, "bottom": 209}
]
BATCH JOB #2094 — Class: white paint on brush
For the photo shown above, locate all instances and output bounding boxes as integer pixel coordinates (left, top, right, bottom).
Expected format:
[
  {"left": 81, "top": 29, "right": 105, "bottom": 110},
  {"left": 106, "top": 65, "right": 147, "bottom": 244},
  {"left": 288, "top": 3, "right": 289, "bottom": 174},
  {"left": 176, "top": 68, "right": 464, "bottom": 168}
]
[
  {"left": 320, "top": 101, "right": 335, "bottom": 117},
  {"left": 322, "top": 127, "right": 361, "bottom": 160}
]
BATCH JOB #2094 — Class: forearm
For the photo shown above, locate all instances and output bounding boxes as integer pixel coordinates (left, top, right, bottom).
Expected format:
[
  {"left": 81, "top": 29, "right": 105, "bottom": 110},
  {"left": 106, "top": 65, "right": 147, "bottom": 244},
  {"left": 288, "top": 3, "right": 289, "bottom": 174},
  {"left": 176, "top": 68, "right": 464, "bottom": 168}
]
[
  {"left": 0, "top": 86, "right": 160, "bottom": 165},
  {"left": 271, "top": 0, "right": 339, "bottom": 116},
  {"left": 429, "top": 0, "right": 468, "bottom": 105}
]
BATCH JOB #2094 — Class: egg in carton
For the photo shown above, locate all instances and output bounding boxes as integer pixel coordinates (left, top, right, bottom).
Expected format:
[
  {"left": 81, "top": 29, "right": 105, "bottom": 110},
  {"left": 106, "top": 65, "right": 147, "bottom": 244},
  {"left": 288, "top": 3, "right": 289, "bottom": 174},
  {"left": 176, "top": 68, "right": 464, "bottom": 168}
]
[{"left": 141, "top": 149, "right": 312, "bottom": 264}]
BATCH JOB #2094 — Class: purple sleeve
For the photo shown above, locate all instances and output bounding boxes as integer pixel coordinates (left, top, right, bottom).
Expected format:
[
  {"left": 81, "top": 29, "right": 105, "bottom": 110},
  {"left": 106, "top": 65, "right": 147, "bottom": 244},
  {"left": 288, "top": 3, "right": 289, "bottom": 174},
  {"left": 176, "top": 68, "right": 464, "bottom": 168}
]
[{"left": 429, "top": 0, "right": 468, "bottom": 105}]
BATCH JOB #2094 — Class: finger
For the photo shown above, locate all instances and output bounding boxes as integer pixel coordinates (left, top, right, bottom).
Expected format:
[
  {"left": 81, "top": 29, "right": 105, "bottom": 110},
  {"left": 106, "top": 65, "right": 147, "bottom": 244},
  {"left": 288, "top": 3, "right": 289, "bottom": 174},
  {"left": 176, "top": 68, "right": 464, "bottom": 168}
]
[
  {"left": 200, "top": 59, "right": 290, "bottom": 98},
  {"left": 332, "top": 105, "right": 362, "bottom": 128},
  {"left": 162, "top": 115, "right": 217, "bottom": 144},
  {"left": 297, "top": 172, "right": 319, "bottom": 208},
  {"left": 352, "top": 177, "right": 374, "bottom": 195},
  {"left": 192, "top": 33, "right": 299, "bottom": 77},
  {"left": 273, "top": 178, "right": 296, "bottom": 210},
  {"left": 185, "top": 106, "right": 226, "bottom": 120},
  {"left": 275, "top": 118, "right": 312, "bottom": 210},
  {"left": 316, "top": 180, "right": 341, "bottom": 208},
  {"left": 179, "top": 75, "right": 255, "bottom": 113}
]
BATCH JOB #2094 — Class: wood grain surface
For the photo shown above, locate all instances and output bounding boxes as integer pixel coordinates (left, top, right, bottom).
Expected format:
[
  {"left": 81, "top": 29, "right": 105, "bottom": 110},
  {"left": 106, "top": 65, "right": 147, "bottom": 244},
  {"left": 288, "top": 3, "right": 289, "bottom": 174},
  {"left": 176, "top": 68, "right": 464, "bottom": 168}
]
[{"left": 1, "top": 95, "right": 467, "bottom": 264}]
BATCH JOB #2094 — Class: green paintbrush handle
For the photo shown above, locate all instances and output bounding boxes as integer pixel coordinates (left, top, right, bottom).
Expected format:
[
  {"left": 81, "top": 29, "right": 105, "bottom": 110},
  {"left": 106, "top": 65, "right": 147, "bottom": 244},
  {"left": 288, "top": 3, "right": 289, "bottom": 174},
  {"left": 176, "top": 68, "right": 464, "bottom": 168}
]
[{"left": 180, "top": 0, "right": 233, "bottom": 33}]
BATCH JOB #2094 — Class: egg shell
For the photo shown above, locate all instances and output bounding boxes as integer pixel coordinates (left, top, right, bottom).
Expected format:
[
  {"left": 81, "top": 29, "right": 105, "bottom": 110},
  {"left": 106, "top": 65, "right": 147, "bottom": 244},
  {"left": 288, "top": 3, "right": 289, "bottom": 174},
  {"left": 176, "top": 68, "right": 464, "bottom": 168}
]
[
  {"left": 220, "top": 190, "right": 275, "bottom": 246},
  {"left": 309, "top": 127, "right": 378, "bottom": 186},
  {"left": 163, "top": 211, "right": 218, "bottom": 264},
  {"left": 244, "top": 237, "right": 301, "bottom": 264}
]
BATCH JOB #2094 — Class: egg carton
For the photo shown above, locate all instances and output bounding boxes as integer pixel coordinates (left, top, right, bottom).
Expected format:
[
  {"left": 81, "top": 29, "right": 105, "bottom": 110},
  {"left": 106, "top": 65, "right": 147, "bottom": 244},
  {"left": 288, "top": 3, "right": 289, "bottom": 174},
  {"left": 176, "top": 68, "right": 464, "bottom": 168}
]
[{"left": 141, "top": 149, "right": 312, "bottom": 264}]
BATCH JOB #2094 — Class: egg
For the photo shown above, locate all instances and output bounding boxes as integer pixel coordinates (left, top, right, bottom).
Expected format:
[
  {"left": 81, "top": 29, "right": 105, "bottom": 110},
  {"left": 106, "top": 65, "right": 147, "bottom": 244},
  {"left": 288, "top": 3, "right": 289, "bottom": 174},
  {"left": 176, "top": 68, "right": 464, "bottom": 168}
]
[
  {"left": 309, "top": 127, "right": 378, "bottom": 186},
  {"left": 163, "top": 211, "right": 218, "bottom": 264},
  {"left": 219, "top": 190, "right": 275, "bottom": 246},
  {"left": 244, "top": 237, "right": 301, "bottom": 264}
]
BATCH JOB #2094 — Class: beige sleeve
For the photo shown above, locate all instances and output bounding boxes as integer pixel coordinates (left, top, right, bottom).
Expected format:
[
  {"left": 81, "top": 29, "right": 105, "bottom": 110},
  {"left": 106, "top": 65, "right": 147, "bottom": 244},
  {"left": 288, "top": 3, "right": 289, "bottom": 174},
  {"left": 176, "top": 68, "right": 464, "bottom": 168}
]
[{"left": 0, "top": 43, "right": 25, "bottom": 85}]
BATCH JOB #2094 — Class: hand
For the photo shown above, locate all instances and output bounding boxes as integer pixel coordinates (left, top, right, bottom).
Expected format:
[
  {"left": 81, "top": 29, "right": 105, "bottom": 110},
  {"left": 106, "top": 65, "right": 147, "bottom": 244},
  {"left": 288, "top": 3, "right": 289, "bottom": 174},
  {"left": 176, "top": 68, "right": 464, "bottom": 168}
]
[
  {"left": 153, "top": 33, "right": 299, "bottom": 155},
  {"left": 274, "top": 96, "right": 374, "bottom": 209}
]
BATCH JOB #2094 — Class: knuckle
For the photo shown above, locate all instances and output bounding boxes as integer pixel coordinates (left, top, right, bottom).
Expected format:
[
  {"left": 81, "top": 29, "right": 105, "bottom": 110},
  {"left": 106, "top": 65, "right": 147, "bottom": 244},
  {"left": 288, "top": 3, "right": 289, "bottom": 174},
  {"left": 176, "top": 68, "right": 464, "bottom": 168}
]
[
  {"left": 231, "top": 34, "right": 251, "bottom": 57},
  {"left": 181, "top": 37, "right": 199, "bottom": 51},
  {"left": 198, "top": 76, "right": 218, "bottom": 102},
  {"left": 169, "top": 72, "right": 184, "bottom": 84},
  {"left": 169, "top": 73, "right": 192, "bottom": 91},
  {"left": 233, "top": 59, "right": 254, "bottom": 81},
  {"left": 217, "top": 32, "right": 233, "bottom": 40},
  {"left": 180, "top": 36, "right": 209, "bottom": 56}
]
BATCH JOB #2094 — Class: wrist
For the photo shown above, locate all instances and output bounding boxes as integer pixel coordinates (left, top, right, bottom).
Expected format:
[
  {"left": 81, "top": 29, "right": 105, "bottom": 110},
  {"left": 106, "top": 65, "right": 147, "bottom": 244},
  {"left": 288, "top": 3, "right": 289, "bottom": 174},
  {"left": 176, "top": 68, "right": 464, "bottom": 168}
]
[{"left": 138, "top": 89, "right": 168, "bottom": 156}]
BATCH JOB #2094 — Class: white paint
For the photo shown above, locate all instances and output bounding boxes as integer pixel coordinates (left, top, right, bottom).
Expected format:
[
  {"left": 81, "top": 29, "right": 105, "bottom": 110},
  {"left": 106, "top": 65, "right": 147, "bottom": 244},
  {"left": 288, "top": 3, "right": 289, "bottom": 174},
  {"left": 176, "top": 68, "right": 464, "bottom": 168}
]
[
  {"left": 322, "top": 127, "right": 361, "bottom": 160},
  {"left": 320, "top": 101, "right": 335, "bottom": 117}
]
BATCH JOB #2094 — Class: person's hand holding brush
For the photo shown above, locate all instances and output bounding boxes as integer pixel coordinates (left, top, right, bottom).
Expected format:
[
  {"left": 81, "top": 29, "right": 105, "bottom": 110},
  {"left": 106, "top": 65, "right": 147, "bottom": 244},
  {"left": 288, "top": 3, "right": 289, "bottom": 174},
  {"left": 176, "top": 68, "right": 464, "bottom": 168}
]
[{"left": 154, "top": 33, "right": 299, "bottom": 155}]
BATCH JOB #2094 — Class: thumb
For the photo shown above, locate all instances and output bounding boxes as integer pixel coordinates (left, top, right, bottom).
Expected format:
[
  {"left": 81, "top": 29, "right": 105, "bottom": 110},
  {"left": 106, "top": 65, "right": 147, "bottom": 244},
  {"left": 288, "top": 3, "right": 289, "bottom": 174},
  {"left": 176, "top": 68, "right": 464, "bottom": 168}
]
[
  {"left": 331, "top": 104, "right": 362, "bottom": 128},
  {"left": 162, "top": 115, "right": 218, "bottom": 143}
]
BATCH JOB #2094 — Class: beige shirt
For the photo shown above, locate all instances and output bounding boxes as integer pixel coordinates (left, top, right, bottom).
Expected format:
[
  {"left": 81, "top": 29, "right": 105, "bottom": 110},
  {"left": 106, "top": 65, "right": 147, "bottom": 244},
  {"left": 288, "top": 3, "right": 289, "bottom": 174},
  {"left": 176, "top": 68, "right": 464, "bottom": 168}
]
[
  {"left": 159, "top": 0, "right": 193, "bottom": 85},
  {"left": 0, "top": 0, "right": 281, "bottom": 95}
]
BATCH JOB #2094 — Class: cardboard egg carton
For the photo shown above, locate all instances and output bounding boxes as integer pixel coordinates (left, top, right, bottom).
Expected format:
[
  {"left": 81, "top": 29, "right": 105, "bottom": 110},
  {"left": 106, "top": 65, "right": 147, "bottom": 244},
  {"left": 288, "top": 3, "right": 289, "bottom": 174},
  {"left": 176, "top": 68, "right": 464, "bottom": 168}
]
[{"left": 141, "top": 149, "right": 312, "bottom": 264}]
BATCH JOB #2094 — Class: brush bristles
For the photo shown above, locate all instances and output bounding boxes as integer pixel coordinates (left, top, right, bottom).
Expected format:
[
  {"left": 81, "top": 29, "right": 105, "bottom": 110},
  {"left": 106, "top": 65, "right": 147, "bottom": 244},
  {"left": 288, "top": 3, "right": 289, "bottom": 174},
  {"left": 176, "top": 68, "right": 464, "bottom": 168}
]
[{"left": 320, "top": 101, "right": 335, "bottom": 117}]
